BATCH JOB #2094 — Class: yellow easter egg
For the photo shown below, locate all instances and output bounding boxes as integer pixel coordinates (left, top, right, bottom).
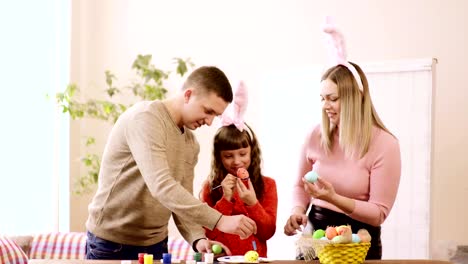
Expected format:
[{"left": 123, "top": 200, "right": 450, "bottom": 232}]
[{"left": 244, "top": 250, "right": 259, "bottom": 262}]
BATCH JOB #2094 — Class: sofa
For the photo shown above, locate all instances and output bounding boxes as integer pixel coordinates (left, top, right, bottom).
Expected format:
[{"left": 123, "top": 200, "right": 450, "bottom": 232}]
[{"left": 0, "top": 232, "right": 193, "bottom": 264}]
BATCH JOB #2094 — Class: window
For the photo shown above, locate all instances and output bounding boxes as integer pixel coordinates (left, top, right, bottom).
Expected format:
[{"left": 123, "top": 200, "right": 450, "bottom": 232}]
[{"left": 0, "top": 0, "right": 71, "bottom": 234}]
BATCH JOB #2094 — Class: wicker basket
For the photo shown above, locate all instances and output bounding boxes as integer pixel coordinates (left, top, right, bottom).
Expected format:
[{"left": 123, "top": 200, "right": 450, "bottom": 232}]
[{"left": 296, "top": 236, "right": 370, "bottom": 264}]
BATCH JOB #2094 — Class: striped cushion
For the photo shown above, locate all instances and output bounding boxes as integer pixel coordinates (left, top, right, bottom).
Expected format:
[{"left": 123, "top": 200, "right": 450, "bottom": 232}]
[
  {"left": 0, "top": 236, "right": 29, "bottom": 264},
  {"left": 168, "top": 238, "right": 194, "bottom": 260},
  {"left": 29, "top": 232, "right": 86, "bottom": 259}
]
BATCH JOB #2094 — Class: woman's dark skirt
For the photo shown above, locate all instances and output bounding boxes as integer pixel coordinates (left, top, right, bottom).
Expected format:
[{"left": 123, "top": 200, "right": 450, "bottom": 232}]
[{"left": 308, "top": 204, "right": 382, "bottom": 260}]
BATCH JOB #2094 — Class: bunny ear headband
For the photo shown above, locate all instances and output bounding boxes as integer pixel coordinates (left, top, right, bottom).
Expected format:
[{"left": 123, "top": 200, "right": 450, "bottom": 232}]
[
  {"left": 220, "top": 81, "right": 253, "bottom": 139},
  {"left": 322, "top": 16, "right": 364, "bottom": 92}
]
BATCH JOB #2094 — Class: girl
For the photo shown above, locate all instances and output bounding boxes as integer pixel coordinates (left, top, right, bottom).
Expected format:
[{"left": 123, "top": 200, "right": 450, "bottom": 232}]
[{"left": 201, "top": 82, "right": 277, "bottom": 257}]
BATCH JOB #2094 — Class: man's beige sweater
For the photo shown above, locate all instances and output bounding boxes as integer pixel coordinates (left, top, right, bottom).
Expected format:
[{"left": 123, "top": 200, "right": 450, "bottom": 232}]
[{"left": 86, "top": 100, "right": 222, "bottom": 246}]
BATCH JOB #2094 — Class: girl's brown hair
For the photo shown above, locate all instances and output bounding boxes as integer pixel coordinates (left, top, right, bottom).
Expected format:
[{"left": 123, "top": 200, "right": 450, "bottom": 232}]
[{"left": 207, "top": 123, "right": 265, "bottom": 203}]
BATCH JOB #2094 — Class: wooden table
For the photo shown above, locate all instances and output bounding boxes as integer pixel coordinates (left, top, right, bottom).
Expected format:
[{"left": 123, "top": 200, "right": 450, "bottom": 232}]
[{"left": 28, "top": 259, "right": 453, "bottom": 264}]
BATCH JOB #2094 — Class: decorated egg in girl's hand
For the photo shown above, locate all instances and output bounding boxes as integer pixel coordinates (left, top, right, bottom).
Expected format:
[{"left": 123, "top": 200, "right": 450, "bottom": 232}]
[{"left": 237, "top": 168, "right": 249, "bottom": 179}]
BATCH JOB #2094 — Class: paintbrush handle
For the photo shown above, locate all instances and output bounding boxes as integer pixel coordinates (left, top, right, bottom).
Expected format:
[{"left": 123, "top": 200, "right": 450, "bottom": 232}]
[
  {"left": 211, "top": 184, "right": 223, "bottom": 190},
  {"left": 210, "top": 177, "right": 250, "bottom": 191}
]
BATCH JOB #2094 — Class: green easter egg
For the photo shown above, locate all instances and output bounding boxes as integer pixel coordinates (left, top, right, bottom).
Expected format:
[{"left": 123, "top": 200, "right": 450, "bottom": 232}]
[
  {"left": 212, "top": 244, "right": 223, "bottom": 254},
  {"left": 312, "top": 229, "right": 326, "bottom": 239}
]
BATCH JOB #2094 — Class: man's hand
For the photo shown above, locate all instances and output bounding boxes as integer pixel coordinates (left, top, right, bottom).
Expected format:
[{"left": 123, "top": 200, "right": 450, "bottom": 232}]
[
  {"left": 216, "top": 215, "right": 257, "bottom": 239},
  {"left": 195, "top": 239, "right": 232, "bottom": 256}
]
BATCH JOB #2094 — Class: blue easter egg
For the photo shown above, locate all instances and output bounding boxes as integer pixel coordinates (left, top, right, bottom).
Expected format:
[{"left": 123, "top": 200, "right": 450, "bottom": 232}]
[
  {"left": 305, "top": 171, "right": 319, "bottom": 183},
  {"left": 352, "top": 233, "right": 361, "bottom": 243}
]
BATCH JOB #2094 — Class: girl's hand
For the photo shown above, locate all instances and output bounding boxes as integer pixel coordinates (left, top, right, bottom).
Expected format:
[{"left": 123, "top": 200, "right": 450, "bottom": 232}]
[
  {"left": 302, "top": 177, "right": 336, "bottom": 202},
  {"left": 236, "top": 178, "right": 258, "bottom": 206},
  {"left": 221, "top": 173, "right": 237, "bottom": 201}
]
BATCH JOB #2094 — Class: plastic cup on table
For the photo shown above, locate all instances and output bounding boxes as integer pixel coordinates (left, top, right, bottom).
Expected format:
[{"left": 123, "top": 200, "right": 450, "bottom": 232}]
[
  {"left": 144, "top": 254, "right": 153, "bottom": 264},
  {"left": 204, "top": 253, "right": 214, "bottom": 263}
]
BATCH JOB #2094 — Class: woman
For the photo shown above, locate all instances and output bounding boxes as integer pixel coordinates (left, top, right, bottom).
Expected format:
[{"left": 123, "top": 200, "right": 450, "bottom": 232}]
[{"left": 284, "top": 60, "right": 401, "bottom": 259}]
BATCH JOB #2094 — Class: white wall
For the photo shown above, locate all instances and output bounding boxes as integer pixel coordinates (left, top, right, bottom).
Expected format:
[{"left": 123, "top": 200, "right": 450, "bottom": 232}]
[{"left": 70, "top": 0, "right": 468, "bottom": 259}]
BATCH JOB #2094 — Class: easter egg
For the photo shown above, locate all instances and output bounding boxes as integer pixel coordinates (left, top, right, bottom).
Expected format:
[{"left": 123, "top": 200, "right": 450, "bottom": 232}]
[
  {"left": 237, "top": 168, "right": 249, "bottom": 179},
  {"left": 325, "top": 226, "right": 338, "bottom": 240},
  {"left": 304, "top": 171, "right": 319, "bottom": 183},
  {"left": 352, "top": 234, "right": 361, "bottom": 243},
  {"left": 357, "top": 229, "right": 372, "bottom": 243},
  {"left": 212, "top": 244, "right": 223, "bottom": 254},
  {"left": 312, "top": 229, "right": 325, "bottom": 239},
  {"left": 331, "top": 235, "right": 344, "bottom": 243},
  {"left": 244, "top": 250, "right": 259, "bottom": 262},
  {"left": 335, "top": 225, "right": 349, "bottom": 235}
]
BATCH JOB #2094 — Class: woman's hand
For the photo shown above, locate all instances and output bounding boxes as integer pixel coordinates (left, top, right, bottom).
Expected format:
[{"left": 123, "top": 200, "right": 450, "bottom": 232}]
[
  {"left": 283, "top": 207, "right": 308, "bottom": 236},
  {"left": 303, "top": 177, "right": 356, "bottom": 215},
  {"left": 221, "top": 173, "right": 237, "bottom": 201},
  {"left": 302, "top": 177, "right": 336, "bottom": 203},
  {"left": 236, "top": 178, "right": 258, "bottom": 206}
]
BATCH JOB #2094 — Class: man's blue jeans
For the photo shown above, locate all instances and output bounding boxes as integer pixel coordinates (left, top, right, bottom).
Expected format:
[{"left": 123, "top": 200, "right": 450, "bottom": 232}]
[{"left": 86, "top": 231, "right": 168, "bottom": 260}]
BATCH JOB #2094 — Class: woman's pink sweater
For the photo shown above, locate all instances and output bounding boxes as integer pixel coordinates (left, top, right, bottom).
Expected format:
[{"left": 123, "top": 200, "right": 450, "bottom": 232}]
[{"left": 292, "top": 125, "right": 401, "bottom": 226}]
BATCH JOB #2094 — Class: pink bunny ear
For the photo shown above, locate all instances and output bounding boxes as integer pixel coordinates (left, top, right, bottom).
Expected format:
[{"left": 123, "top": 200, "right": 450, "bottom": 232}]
[
  {"left": 321, "top": 16, "right": 364, "bottom": 91},
  {"left": 233, "top": 81, "right": 248, "bottom": 121},
  {"left": 322, "top": 16, "right": 347, "bottom": 66},
  {"left": 221, "top": 81, "right": 248, "bottom": 132}
]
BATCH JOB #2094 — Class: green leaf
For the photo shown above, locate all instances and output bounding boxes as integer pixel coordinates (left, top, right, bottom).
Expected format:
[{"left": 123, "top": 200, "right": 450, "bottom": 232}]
[
  {"left": 106, "top": 87, "right": 119, "bottom": 97},
  {"left": 67, "top": 83, "right": 77, "bottom": 97},
  {"left": 132, "top": 54, "right": 152, "bottom": 70},
  {"left": 174, "top": 57, "right": 195, "bottom": 76},
  {"left": 85, "top": 137, "right": 96, "bottom": 146},
  {"left": 103, "top": 102, "right": 114, "bottom": 114},
  {"left": 105, "top": 70, "right": 116, "bottom": 87},
  {"left": 92, "top": 172, "right": 99, "bottom": 183},
  {"left": 82, "top": 157, "right": 92, "bottom": 166}
]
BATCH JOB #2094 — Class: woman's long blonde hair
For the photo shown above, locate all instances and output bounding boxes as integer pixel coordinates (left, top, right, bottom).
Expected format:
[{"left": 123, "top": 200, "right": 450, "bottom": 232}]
[{"left": 320, "top": 62, "right": 393, "bottom": 159}]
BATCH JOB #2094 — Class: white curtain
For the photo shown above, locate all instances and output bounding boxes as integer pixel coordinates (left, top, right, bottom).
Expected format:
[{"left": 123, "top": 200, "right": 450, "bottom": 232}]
[{"left": 364, "top": 59, "right": 435, "bottom": 259}]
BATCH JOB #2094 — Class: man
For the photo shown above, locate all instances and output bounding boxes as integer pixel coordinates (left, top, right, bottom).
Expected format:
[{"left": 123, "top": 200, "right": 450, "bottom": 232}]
[{"left": 86, "top": 66, "right": 257, "bottom": 260}]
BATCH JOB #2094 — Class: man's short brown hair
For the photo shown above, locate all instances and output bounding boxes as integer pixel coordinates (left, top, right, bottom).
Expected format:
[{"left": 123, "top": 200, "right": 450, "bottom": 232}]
[{"left": 183, "top": 66, "right": 233, "bottom": 103}]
